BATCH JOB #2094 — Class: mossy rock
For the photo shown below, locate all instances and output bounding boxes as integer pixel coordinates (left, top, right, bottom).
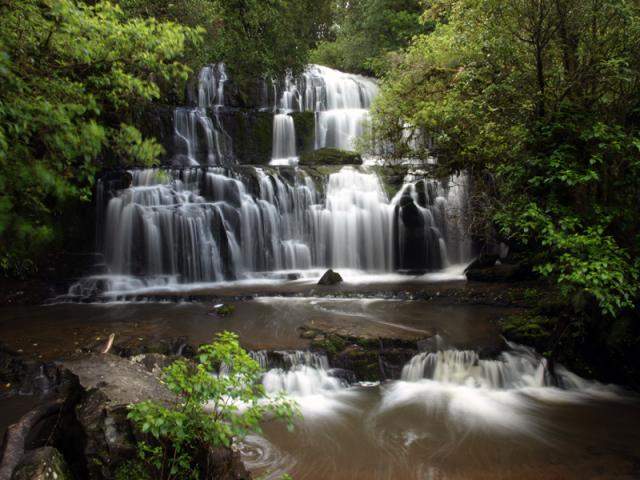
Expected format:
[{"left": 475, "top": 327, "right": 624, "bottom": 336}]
[
  {"left": 299, "top": 148, "right": 362, "bottom": 166},
  {"left": 310, "top": 333, "right": 347, "bottom": 356},
  {"left": 291, "top": 111, "right": 315, "bottom": 154},
  {"left": 498, "top": 313, "right": 556, "bottom": 353}
]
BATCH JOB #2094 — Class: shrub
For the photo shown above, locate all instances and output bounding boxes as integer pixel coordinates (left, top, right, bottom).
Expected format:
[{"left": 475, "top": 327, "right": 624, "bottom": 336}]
[{"left": 126, "top": 331, "right": 298, "bottom": 479}]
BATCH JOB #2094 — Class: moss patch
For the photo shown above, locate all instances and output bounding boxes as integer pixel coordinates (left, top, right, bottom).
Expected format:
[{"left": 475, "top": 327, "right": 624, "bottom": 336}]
[
  {"left": 291, "top": 111, "right": 315, "bottom": 154},
  {"left": 299, "top": 148, "right": 362, "bottom": 166}
]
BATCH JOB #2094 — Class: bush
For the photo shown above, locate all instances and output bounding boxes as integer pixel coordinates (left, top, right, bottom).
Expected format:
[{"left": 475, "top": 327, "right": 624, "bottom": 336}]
[{"left": 126, "top": 332, "right": 298, "bottom": 480}]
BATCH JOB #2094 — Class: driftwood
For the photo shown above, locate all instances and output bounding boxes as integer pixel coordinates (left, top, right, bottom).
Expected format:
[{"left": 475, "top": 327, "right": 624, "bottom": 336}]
[{"left": 101, "top": 333, "right": 115, "bottom": 354}]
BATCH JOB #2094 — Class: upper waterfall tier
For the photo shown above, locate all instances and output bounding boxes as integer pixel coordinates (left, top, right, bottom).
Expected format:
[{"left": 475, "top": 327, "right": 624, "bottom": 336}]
[{"left": 167, "top": 64, "right": 379, "bottom": 167}]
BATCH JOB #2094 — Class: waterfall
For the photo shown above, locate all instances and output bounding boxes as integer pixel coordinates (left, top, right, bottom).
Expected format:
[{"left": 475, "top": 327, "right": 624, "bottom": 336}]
[
  {"left": 308, "top": 65, "right": 378, "bottom": 151},
  {"left": 71, "top": 166, "right": 472, "bottom": 296},
  {"left": 173, "top": 63, "right": 233, "bottom": 167},
  {"left": 400, "top": 344, "right": 553, "bottom": 389},
  {"left": 310, "top": 167, "right": 393, "bottom": 270},
  {"left": 258, "top": 351, "right": 346, "bottom": 398},
  {"left": 271, "top": 114, "right": 297, "bottom": 165},
  {"left": 69, "top": 64, "right": 476, "bottom": 297}
]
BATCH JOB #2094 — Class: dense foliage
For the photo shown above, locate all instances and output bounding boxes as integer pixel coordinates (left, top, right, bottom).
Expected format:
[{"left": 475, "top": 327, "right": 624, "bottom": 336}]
[
  {"left": 0, "top": 0, "right": 200, "bottom": 276},
  {"left": 120, "top": 0, "right": 334, "bottom": 84},
  {"left": 311, "top": 0, "right": 430, "bottom": 76},
  {"left": 125, "top": 332, "right": 297, "bottom": 480},
  {"left": 372, "top": 0, "right": 640, "bottom": 315}
]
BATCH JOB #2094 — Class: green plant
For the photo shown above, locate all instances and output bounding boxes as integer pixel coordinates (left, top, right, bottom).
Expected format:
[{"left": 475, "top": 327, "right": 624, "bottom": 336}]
[
  {"left": 127, "top": 332, "right": 298, "bottom": 480},
  {"left": 214, "top": 304, "right": 235, "bottom": 316}
]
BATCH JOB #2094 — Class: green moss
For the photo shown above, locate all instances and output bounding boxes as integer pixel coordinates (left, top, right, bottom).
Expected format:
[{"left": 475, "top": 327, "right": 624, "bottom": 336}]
[
  {"left": 369, "top": 165, "right": 411, "bottom": 199},
  {"left": 214, "top": 304, "right": 235, "bottom": 316},
  {"left": 311, "top": 334, "right": 347, "bottom": 356},
  {"left": 499, "top": 313, "right": 556, "bottom": 348},
  {"left": 299, "top": 148, "right": 362, "bottom": 166},
  {"left": 291, "top": 111, "right": 315, "bottom": 154}
]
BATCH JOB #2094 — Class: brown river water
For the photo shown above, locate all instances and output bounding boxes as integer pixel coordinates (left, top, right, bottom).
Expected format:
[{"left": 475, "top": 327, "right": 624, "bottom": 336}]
[{"left": 1, "top": 297, "right": 639, "bottom": 479}]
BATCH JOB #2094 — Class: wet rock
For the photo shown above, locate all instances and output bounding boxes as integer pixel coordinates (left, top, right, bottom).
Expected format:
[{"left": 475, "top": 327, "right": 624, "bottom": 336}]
[
  {"left": 299, "top": 148, "right": 362, "bottom": 166},
  {"left": 465, "top": 253, "right": 499, "bottom": 271},
  {"left": 11, "top": 447, "right": 72, "bottom": 480},
  {"left": 286, "top": 272, "right": 301, "bottom": 281},
  {"left": 109, "top": 336, "right": 195, "bottom": 358},
  {"left": 303, "top": 328, "right": 426, "bottom": 382},
  {"left": 202, "top": 447, "right": 251, "bottom": 480},
  {"left": 211, "top": 304, "right": 235, "bottom": 316},
  {"left": 0, "top": 368, "right": 86, "bottom": 480},
  {"left": 62, "top": 354, "right": 175, "bottom": 479},
  {"left": 0, "top": 344, "right": 68, "bottom": 396},
  {"left": 129, "top": 353, "right": 176, "bottom": 375},
  {"left": 318, "top": 269, "right": 343, "bottom": 286},
  {"left": 76, "top": 389, "right": 137, "bottom": 479},
  {"left": 465, "top": 262, "right": 532, "bottom": 282},
  {"left": 328, "top": 368, "right": 357, "bottom": 384},
  {"left": 291, "top": 111, "right": 315, "bottom": 155}
]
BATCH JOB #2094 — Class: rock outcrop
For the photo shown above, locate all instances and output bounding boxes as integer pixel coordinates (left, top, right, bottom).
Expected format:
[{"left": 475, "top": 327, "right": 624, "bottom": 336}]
[{"left": 0, "top": 352, "right": 251, "bottom": 480}]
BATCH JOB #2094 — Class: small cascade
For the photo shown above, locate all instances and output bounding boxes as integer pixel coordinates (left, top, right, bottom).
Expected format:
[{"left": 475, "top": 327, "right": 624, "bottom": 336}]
[
  {"left": 259, "top": 351, "right": 345, "bottom": 397},
  {"left": 400, "top": 344, "right": 553, "bottom": 389},
  {"left": 378, "top": 341, "right": 624, "bottom": 434},
  {"left": 308, "top": 65, "right": 378, "bottom": 151},
  {"left": 271, "top": 114, "right": 297, "bottom": 165}
]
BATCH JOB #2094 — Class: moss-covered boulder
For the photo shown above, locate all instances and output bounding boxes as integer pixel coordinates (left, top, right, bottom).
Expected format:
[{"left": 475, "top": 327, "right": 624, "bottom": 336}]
[{"left": 300, "top": 148, "right": 362, "bottom": 166}]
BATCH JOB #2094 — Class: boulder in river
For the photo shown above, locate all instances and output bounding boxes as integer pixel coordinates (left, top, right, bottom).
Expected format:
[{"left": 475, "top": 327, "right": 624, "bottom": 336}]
[{"left": 318, "top": 269, "right": 343, "bottom": 286}]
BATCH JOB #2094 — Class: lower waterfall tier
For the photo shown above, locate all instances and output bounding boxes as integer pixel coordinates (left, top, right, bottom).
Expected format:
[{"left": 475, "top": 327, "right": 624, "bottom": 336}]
[{"left": 82, "top": 165, "right": 472, "bottom": 294}]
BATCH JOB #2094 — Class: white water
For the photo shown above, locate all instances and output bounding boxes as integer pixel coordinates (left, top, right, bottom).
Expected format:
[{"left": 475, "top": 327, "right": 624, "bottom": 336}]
[
  {"left": 269, "top": 65, "right": 379, "bottom": 166},
  {"left": 70, "top": 64, "right": 474, "bottom": 297},
  {"left": 271, "top": 113, "right": 297, "bottom": 165},
  {"left": 310, "top": 167, "right": 393, "bottom": 270},
  {"left": 72, "top": 163, "right": 472, "bottom": 297},
  {"left": 254, "top": 343, "right": 625, "bottom": 434}
]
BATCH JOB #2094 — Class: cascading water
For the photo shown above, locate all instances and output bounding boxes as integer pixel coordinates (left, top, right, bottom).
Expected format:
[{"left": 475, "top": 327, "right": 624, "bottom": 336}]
[
  {"left": 72, "top": 165, "right": 472, "bottom": 296},
  {"left": 69, "top": 63, "right": 475, "bottom": 297},
  {"left": 173, "top": 63, "right": 233, "bottom": 167},
  {"left": 271, "top": 114, "right": 297, "bottom": 165},
  {"left": 310, "top": 167, "right": 393, "bottom": 270},
  {"left": 269, "top": 65, "right": 378, "bottom": 166},
  {"left": 257, "top": 351, "right": 348, "bottom": 411}
]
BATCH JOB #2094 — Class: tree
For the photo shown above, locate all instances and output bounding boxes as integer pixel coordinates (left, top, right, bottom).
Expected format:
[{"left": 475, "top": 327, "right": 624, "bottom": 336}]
[
  {"left": 372, "top": 0, "right": 640, "bottom": 315},
  {"left": 0, "top": 0, "right": 201, "bottom": 275},
  {"left": 126, "top": 332, "right": 298, "bottom": 480},
  {"left": 120, "top": 0, "right": 334, "bottom": 84},
  {"left": 310, "top": 0, "right": 430, "bottom": 76}
]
